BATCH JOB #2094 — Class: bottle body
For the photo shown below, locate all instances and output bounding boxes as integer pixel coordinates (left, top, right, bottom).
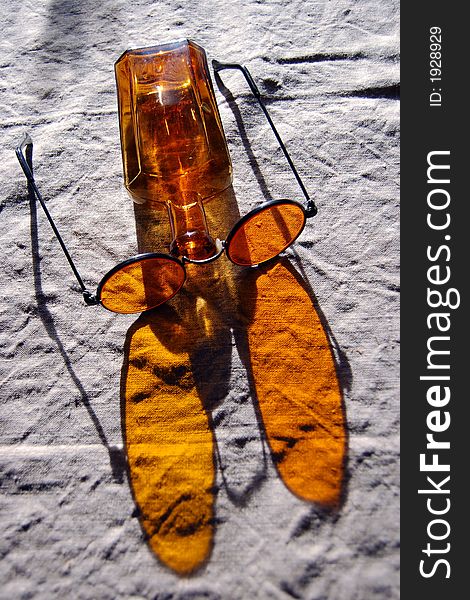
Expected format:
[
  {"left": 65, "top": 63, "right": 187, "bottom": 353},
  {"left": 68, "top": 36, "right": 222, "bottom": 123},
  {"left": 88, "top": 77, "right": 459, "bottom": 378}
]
[{"left": 115, "top": 40, "right": 232, "bottom": 260}]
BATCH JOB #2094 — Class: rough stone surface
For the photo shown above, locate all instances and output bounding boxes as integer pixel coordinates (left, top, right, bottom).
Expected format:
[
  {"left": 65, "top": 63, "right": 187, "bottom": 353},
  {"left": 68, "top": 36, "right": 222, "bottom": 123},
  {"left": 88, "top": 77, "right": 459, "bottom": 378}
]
[{"left": 1, "top": 1, "right": 399, "bottom": 598}]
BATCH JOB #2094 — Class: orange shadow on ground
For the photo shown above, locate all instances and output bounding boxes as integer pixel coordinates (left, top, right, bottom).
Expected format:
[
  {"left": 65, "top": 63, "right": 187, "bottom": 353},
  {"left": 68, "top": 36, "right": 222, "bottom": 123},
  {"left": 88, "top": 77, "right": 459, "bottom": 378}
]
[
  {"left": 120, "top": 188, "right": 347, "bottom": 574},
  {"left": 238, "top": 261, "right": 346, "bottom": 507},
  {"left": 121, "top": 307, "right": 216, "bottom": 575}
]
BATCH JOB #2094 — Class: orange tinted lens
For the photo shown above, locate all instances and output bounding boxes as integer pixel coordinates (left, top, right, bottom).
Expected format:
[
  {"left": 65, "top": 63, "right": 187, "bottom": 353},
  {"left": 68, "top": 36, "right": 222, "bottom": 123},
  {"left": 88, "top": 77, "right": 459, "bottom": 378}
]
[
  {"left": 99, "top": 256, "right": 185, "bottom": 314},
  {"left": 227, "top": 202, "right": 306, "bottom": 266}
]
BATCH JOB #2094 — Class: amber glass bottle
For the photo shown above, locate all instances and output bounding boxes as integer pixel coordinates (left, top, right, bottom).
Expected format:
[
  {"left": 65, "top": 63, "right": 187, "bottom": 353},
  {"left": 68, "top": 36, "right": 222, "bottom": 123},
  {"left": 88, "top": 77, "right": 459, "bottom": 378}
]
[{"left": 115, "top": 40, "right": 232, "bottom": 260}]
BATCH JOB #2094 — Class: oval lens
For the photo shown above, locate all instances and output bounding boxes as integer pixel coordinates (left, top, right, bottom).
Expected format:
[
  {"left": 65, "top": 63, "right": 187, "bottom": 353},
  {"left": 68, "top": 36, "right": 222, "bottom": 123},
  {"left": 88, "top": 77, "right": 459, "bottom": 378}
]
[
  {"left": 226, "top": 201, "right": 306, "bottom": 266},
  {"left": 97, "top": 254, "right": 186, "bottom": 314}
]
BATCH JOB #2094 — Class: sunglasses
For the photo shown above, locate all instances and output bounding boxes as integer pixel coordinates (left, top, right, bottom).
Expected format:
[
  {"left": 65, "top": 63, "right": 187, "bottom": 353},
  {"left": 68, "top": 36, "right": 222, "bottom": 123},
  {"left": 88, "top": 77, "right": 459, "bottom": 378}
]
[{"left": 15, "top": 60, "right": 317, "bottom": 315}]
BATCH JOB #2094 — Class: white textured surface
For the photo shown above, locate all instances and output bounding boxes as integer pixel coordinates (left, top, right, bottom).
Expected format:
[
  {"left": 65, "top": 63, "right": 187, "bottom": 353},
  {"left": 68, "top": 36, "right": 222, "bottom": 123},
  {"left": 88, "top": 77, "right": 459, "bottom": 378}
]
[{"left": 0, "top": 1, "right": 399, "bottom": 598}]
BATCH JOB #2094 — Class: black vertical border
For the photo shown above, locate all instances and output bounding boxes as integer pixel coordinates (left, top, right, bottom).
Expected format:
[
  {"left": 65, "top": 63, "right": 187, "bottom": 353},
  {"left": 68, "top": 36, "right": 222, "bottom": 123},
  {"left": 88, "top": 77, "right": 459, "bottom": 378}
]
[{"left": 401, "top": 4, "right": 465, "bottom": 597}]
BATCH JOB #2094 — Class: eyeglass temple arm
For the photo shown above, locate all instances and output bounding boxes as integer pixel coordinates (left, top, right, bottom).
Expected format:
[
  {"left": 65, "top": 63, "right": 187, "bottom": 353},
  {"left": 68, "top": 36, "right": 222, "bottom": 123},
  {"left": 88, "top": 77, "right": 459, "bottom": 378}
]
[
  {"left": 212, "top": 59, "right": 317, "bottom": 218},
  {"left": 15, "top": 134, "right": 98, "bottom": 306}
]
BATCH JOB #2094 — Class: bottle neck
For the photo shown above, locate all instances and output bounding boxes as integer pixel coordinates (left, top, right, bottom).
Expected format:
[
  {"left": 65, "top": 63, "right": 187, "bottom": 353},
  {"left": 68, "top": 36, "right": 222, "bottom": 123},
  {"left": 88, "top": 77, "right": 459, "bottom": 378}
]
[{"left": 166, "top": 200, "right": 217, "bottom": 261}]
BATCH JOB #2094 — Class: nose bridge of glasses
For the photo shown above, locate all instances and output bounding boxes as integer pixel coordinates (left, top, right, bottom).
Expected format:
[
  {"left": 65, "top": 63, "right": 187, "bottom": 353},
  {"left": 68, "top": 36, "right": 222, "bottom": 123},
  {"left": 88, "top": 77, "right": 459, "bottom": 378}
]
[{"left": 181, "top": 237, "right": 225, "bottom": 265}]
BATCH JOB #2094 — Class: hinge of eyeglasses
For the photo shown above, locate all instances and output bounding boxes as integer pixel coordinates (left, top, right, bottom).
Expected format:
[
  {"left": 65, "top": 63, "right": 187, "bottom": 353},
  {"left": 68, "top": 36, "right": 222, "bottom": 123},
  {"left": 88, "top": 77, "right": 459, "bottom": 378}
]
[
  {"left": 83, "top": 291, "right": 99, "bottom": 306},
  {"left": 305, "top": 200, "right": 318, "bottom": 218}
]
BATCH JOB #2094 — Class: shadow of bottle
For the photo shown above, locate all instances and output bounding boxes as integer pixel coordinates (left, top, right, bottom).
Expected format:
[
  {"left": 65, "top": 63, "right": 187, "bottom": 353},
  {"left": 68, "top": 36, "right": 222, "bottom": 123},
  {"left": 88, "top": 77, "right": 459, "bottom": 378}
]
[{"left": 120, "top": 186, "right": 348, "bottom": 575}]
